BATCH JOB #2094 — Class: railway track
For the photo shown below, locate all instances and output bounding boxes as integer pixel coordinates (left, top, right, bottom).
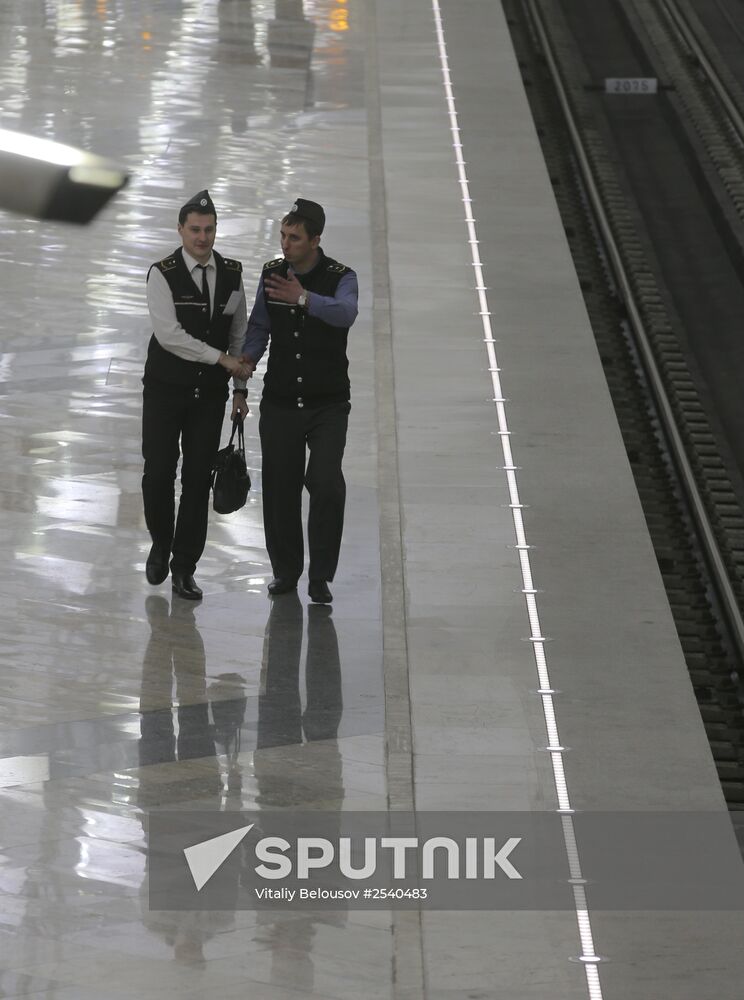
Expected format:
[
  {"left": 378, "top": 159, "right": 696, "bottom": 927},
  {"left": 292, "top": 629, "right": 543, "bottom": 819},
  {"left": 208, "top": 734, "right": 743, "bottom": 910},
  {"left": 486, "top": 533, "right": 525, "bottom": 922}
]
[{"left": 504, "top": 0, "right": 744, "bottom": 809}]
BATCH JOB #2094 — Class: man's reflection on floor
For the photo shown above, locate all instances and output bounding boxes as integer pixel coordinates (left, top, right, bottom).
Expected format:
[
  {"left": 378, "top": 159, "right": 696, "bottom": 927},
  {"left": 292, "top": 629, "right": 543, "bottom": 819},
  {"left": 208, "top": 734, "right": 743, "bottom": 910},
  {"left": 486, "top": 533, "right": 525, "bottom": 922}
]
[
  {"left": 268, "top": 0, "right": 316, "bottom": 71},
  {"left": 137, "top": 597, "right": 247, "bottom": 965},
  {"left": 257, "top": 593, "right": 343, "bottom": 755},
  {"left": 139, "top": 597, "right": 217, "bottom": 783},
  {"left": 210, "top": 670, "right": 248, "bottom": 801},
  {"left": 254, "top": 594, "right": 346, "bottom": 994},
  {"left": 217, "top": 0, "right": 261, "bottom": 66}
]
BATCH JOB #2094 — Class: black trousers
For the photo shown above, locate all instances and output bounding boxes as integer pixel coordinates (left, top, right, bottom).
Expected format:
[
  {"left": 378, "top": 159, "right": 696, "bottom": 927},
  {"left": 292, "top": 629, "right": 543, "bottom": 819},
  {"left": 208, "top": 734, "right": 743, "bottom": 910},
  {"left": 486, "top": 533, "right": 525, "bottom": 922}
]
[
  {"left": 142, "top": 382, "right": 226, "bottom": 575},
  {"left": 259, "top": 398, "right": 349, "bottom": 582}
]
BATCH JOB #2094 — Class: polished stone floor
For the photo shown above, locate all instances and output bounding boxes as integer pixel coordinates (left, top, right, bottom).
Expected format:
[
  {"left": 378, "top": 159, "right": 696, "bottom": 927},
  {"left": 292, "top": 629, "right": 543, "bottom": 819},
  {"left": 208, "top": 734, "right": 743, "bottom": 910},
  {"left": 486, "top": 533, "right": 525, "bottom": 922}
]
[
  {"left": 1, "top": 0, "right": 744, "bottom": 998},
  {"left": 0, "top": 1, "right": 388, "bottom": 997}
]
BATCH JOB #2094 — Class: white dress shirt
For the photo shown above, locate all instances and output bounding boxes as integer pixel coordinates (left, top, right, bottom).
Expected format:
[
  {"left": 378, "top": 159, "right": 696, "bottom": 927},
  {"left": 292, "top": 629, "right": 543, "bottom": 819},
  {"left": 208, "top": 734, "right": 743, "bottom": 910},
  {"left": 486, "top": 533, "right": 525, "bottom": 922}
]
[{"left": 146, "top": 249, "right": 248, "bottom": 388}]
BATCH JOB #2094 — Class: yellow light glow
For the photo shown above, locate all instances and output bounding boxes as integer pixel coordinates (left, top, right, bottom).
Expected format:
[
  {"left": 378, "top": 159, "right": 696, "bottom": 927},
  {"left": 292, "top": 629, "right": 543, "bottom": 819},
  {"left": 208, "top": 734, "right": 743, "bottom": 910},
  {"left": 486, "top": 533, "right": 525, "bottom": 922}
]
[{"left": 330, "top": 9, "right": 349, "bottom": 31}]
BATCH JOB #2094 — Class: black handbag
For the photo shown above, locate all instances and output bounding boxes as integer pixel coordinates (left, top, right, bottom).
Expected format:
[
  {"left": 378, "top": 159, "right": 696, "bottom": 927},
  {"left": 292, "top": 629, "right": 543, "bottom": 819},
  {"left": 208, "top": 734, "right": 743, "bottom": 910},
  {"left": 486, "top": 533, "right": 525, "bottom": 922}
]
[{"left": 212, "top": 416, "right": 251, "bottom": 514}]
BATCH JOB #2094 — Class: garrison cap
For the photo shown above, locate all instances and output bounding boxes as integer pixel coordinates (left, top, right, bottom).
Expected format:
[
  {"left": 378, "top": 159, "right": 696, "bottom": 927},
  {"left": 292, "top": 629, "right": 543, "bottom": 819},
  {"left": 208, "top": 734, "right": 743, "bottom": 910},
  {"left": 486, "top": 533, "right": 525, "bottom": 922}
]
[
  {"left": 181, "top": 188, "right": 216, "bottom": 216},
  {"left": 288, "top": 197, "right": 325, "bottom": 233}
]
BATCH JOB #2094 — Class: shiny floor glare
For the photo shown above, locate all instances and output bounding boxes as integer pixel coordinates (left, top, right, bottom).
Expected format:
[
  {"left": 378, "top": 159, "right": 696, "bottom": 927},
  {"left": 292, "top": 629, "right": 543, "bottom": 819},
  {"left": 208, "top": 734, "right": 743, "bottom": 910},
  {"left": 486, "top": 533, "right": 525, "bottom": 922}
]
[{"left": 0, "top": 1, "right": 389, "bottom": 997}]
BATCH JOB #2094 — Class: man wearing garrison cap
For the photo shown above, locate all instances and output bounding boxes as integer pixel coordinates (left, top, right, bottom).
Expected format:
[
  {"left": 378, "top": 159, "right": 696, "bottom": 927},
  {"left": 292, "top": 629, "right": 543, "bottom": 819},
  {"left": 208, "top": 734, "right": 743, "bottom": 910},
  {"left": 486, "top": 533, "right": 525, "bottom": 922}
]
[
  {"left": 242, "top": 198, "right": 358, "bottom": 604},
  {"left": 142, "top": 189, "right": 253, "bottom": 601}
]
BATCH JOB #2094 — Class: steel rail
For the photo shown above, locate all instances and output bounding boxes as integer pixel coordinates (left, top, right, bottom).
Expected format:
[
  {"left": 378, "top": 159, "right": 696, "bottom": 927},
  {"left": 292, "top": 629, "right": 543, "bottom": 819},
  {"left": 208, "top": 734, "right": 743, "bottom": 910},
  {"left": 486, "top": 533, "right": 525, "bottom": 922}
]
[
  {"left": 658, "top": 0, "right": 744, "bottom": 146},
  {"left": 524, "top": 0, "right": 744, "bottom": 665}
]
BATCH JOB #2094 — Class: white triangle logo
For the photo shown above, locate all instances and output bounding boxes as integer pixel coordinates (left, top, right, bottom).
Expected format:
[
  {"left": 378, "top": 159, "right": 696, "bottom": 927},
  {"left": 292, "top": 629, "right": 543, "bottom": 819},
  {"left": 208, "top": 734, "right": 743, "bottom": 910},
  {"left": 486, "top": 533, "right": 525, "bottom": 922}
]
[{"left": 183, "top": 823, "right": 254, "bottom": 891}]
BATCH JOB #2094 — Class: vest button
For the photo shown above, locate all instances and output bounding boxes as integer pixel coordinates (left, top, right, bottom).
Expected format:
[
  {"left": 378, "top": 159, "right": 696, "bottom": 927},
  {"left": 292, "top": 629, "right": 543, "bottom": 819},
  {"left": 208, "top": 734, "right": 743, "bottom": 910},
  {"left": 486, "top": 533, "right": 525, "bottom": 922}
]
[
  {"left": 297, "top": 401, "right": 304, "bottom": 409},
  {"left": 293, "top": 331, "right": 299, "bottom": 338},
  {"left": 290, "top": 309, "right": 296, "bottom": 315},
  {"left": 297, "top": 397, "right": 303, "bottom": 402},
  {"left": 297, "top": 376, "right": 302, "bottom": 383},
  {"left": 295, "top": 353, "right": 301, "bottom": 360}
]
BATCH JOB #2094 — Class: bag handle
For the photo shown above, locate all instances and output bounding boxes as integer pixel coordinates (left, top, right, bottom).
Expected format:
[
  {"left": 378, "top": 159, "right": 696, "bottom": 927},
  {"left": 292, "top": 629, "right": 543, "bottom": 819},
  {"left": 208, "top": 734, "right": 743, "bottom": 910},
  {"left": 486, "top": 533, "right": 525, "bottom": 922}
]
[
  {"left": 229, "top": 414, "right": 246, "bottom": 457},
  {"left": 227, "top": 413, "right": 242, "bottom": 447}
]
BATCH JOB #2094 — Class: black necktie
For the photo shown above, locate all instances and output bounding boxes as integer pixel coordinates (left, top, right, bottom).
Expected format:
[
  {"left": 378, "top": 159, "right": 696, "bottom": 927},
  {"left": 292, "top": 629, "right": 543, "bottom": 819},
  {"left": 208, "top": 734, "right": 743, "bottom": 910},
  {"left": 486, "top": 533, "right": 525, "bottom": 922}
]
[{"left": 197, "top": 264, "right": 211, "bottom": 319}]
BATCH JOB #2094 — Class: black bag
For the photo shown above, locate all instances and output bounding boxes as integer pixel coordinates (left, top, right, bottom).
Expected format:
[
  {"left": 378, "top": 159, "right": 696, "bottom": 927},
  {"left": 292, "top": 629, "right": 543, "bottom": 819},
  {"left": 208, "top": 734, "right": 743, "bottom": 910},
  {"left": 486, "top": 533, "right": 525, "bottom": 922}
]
[{"left": 212, "top": 416, "right": 250, "bottom": 514}]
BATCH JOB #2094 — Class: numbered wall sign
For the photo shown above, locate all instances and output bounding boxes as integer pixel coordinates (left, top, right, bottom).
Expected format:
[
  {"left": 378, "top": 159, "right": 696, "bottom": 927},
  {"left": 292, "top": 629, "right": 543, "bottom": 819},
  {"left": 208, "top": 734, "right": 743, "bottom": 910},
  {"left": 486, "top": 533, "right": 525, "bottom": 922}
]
[{"left": 604, "top": 78, "right": 658, "bottom": 94}]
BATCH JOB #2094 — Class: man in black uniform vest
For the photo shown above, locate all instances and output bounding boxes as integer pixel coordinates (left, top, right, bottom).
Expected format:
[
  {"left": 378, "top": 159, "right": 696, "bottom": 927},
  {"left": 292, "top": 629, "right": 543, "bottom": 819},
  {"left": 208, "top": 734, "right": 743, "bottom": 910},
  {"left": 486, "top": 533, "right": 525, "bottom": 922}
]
[
  {"left": 242, "top": 199, "right": 358, "bottom": 604},
  {"left": 142, "top": 189, "right": 253, "bottom": 601}
]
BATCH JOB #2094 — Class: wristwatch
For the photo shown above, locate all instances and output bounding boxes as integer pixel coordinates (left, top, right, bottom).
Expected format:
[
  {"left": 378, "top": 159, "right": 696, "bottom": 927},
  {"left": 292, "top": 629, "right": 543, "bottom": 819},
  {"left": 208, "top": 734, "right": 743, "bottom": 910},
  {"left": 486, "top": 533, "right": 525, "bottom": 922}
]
[
  {"left": 297, "top": 291, "right": 308, "bottom": 309},
  {"left": 233, "top": 388, "right": 248, "bottom": 397}
]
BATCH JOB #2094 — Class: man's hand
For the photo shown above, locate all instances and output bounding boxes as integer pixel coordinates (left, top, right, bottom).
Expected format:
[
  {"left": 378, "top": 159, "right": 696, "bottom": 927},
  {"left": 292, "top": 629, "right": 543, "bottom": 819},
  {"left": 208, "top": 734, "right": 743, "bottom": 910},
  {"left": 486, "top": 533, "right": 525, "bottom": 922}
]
[
  {"left": 231, "top": 394, "right": 249, "bottom": 421},
  {"left": 264, "top": 271, "right": 304, "bottom": 304},
  {"left": 219, "top": 353, "right": 253, "bottom": 380},
  {"left": 240, "top": 354, "right": 257, "bottom": 376}
]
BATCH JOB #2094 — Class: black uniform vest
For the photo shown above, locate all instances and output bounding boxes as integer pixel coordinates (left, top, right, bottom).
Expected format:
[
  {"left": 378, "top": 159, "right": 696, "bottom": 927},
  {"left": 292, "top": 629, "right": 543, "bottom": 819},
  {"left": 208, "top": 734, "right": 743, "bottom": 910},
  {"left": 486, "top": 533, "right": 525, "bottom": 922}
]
[
  {"left": 144, "top": 247, "right": 243, "bottom": 392},
  {"left": 262, "top": 251, "right": 353, "bottom": 408}
]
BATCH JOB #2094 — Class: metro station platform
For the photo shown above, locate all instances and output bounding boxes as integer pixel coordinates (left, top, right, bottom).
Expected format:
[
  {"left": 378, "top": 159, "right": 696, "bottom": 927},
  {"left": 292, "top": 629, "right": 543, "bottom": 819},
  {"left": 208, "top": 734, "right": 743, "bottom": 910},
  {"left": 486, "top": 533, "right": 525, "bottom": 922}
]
[{"left": 0, "top": 0, "right": 742, "bottom": 997}]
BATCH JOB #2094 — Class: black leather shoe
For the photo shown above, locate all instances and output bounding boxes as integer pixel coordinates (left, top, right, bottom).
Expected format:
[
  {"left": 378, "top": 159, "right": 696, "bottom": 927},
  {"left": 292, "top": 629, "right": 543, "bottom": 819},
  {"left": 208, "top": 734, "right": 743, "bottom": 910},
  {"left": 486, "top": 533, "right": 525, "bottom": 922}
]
[
  {"left": 145, "top": 545, "right": 170, "bottom": 585},
  {"left": 268, "top": 578, "right": 298, "bottom": 595},
  {"left": 308, "top": 579, "right": 332, "bottom": 604},
  {"left": 172, "top": 573, "right": 203, "bottom": 601}
]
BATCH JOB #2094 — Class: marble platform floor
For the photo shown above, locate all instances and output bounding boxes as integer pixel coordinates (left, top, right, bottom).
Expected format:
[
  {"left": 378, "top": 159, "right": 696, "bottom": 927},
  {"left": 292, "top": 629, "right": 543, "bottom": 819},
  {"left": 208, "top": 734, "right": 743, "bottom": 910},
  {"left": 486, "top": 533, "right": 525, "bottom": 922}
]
[{"left": 0, "top": 1, "right": 390, "bottom": 997}]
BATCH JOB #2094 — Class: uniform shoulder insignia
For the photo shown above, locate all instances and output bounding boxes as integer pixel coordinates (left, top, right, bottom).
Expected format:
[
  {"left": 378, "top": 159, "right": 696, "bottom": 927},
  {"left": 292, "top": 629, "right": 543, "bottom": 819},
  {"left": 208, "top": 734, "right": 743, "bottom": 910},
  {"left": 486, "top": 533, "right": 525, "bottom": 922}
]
[
  {"left": 263, "top": 257, "right": 283, "bottom": 270},
  {"left": 157, "top": 256, "right": 178, "bottom": 272},
  {"left": 326, "top": 262, "right": 349, "bottom": 274},
  {"left": 222, "top": 257, "right": 242, "bottom": 272}
]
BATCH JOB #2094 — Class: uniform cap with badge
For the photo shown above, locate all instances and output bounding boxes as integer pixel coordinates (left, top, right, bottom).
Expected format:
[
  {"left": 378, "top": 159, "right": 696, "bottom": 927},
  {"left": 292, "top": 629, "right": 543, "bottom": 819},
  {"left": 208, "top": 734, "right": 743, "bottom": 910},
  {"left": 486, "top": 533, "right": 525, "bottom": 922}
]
[
  {"left": 180, "top": 188, "right": 217, "bottom": 218},
  {"left": 287, "top": 197, "right": 325, "bottom": 234}
]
